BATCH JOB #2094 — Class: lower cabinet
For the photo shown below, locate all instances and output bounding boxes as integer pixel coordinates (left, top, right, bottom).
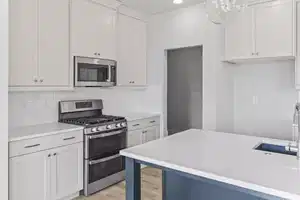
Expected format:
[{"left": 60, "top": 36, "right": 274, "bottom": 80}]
[
  {"left": 127, "top": 116, "right": 161, "bottom": 148},
  {"left": 142, "top": 126, "right": 159, "bottom": 143},
  {"left": 9, "top": 142, "right": 83, "bottom": 200}
]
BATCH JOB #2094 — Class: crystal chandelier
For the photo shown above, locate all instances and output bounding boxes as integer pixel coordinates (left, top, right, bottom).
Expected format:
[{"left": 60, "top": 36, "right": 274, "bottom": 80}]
[
  {"left": 213, "top": 0, "right": 248, "bottom": 12},
  {"left": 205, "top": 0, "right": 248, "bottom": 24}
]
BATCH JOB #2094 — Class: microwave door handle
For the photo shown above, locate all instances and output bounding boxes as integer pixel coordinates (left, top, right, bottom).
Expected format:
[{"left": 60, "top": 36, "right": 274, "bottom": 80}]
[{"left": 107, "top": 65, "right": 112, "bottom": 82}]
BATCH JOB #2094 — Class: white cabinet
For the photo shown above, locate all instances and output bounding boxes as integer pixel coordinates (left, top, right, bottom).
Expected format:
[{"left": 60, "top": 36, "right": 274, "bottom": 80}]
[
  {"left": 38, "top": 0, "right": 70, "bottom": 86},
  {"left": 9, "top": 0, "right": 71, "bottom": 90},
  {"left": 255, "top": 0, "right": 294, "bottom": 58},
  {"left": 52, "top": 143, "right": 83, "bottom": 200},
  {"left": 9, "top": 0, "right": 38, "bottom": 87},
  {"left": 127, "top": 116, "right": 160, "bottom": 147},
  {"left": 117, "top": 14, "right": 147, "bottom": 86},
  {"left": 127, "top": 129, "right": 143, "bottom": 147},
  {"left": 225, "top": 8, "right": 253, "bottom": 60},
  {"left": 225, "top": 0, "right": 295, "bottom": 62},
  {"left": 9, "top": 150, "right": 50, "bottom": 200},
  {"left": 9, "top": 131, "right": 83, "bottom": 200},
  {"left": 142, "top": 126, "right": 159, "bottom": 143},
  {"left": 71, "top": 0, "right": 117, "bottom": 60}
]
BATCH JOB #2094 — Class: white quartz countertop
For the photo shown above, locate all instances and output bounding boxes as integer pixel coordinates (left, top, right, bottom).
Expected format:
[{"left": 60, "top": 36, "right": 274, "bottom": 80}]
[
  {"left": 124, "top": 112, "right": 160, "bottom": 121},
  {"left": 9, "top": 122, "right": 83, "bottom": 142},
  {"left": 120, "top": 129, "right": 300, "bottom": 200}
]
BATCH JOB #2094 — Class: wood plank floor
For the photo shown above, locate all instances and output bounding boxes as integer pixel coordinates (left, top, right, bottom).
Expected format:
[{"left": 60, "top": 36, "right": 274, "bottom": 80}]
[{"left": 76, "top": 167, "right": 162, "bottom": 200}]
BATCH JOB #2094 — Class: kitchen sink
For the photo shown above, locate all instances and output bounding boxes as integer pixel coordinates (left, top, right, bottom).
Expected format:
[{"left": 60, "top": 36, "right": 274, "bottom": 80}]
[{"left": 254, "top": 143, "right": 297, "bottom": 156}]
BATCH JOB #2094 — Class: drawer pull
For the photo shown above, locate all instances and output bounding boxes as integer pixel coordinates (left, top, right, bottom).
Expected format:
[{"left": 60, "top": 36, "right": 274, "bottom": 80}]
[
  {"left": 149, "top": 120, "right": 156, "bottom": 123},
  {"left": 143, "top": 131, "right": 148, "bottom": 134},
  {"left": 63, "top": 136, "right": 76, "bottom": 141},
  {"left": 24, "top": 144, "right": 40, "bottom": 149},
  {"left": 133, "top": 124, "right": 140, "bottom": 127}
]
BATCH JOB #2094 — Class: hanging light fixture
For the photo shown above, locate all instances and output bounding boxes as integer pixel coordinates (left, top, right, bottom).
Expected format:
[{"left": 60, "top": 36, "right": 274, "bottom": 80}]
[{"left": 205, "top": 0, "right": 248, "bottom": 24}]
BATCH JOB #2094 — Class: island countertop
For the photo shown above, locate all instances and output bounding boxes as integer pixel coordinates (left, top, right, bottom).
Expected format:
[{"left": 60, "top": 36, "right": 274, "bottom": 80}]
[{"left": 120, "top": 129, "right": 300, "bottom": 200}]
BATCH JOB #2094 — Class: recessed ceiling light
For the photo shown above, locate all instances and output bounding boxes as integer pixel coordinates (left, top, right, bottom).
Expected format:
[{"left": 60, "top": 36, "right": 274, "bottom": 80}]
[{"left": 173, "top": 0, "right": 183, "bottom": 4}]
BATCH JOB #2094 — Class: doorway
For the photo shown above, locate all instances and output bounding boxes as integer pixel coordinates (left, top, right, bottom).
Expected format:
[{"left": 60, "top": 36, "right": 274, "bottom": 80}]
[{"left": 167, "top": 46, "right": 203, "bottom": 135}]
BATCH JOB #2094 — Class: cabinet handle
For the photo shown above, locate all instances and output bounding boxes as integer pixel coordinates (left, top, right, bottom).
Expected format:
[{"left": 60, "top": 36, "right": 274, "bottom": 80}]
[
  {"left": 256, "top": 52, "right": 259, "bottom": 56},
  {"left": 94, "top": 53, "right": 97, "bottom": 56},
  {"left": 97, "top": 53, "right": 100, "bottom": 56},
  {"left": 63, "top": 136, "right": 76, "bottom": 141},
  {"left": 149, "top": 120, "right": 156, "bottom": 123},
  {"left": 24, "top": 144, "right": 40, "bottom": 148},
  {"left": 133, "top": 124, "right": 140, "bottom": 127},
  {"left": 48, "top": 154, "right": 51, "bottom": 157},
  {"left": 53, "top": 153, "right": 57, "bottom": 156},
  {"left": 33, "top": 78, "right": 38, "bottom": 83},
  {"left": 143, "top": 131, "right": 148, "bottom": 134},
  {"left": 39, "top": 79, "right": 44, "bottom": 83}
]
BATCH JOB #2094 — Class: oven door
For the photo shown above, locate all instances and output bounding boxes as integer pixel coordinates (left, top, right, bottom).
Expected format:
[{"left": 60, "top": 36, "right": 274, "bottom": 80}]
[
  {"left": 85, "top": 129, "right": 127, "bottom": 159},
  {"left": 87, "top": 154, "right": 125, "bottom": 184},
  {"left": 75, "top": 57, "right": 116, "bottom": 87}
]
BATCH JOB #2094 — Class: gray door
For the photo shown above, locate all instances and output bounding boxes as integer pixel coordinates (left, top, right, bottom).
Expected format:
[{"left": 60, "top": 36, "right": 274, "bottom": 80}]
[{"left": 167, "top": 46, "right": 203, "bottom": 135}]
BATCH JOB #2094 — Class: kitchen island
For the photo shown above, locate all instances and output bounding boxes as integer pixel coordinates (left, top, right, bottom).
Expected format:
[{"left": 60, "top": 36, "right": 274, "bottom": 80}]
[{"left": 120, "top": 129, "right": 300, "bottom": 200}]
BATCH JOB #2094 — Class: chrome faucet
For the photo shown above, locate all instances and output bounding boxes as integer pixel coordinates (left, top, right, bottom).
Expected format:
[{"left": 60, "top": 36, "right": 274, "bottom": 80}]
[{"left": 293, "top": 103, "right": 300, "bottom": 159}]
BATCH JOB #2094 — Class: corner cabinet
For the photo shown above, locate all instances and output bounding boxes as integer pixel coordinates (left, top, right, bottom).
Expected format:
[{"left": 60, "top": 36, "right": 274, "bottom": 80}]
[
  {"left": 9, "top": 0, "right": 72, "bottom": 90},
  {"left": 71, "top": 0, "right": 117, "bottom": 60},
  {"left": 225, "top": 0, "right": 295, "bottom": 62},
  {"left": 117, "top": 14, "right": 147, "bottom": 86}
]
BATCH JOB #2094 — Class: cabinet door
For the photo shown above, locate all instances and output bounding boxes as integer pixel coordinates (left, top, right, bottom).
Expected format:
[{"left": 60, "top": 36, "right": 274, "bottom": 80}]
[
  {"left": 127, "top": 130, "right": 143, "bottom": 147},
  {"left": 225, "top": 8, "right": 254, "bottom": 60},
  {"left": 71, "top": 0, "right": 116, "bottom": 60},
  {"left": 38, "top": 0, "right": 70, "bottom": 86},
  {"left": 9, "top": 0, "right": 38, "bottom": 86},
  {"left": 9, "top": 151, "right": 51, "bottom": 200},
  {"left": 51, "top": 143, "right": 83, "bottom": 200},
  {"left": 143, "top": 126, "right": 158, "bottom": 143},
  {"left": 255, "top": 0, "right": 294, "bottom": 57},
  {"left": 117, "top": 14, "right": 147, "bottom": 86}
]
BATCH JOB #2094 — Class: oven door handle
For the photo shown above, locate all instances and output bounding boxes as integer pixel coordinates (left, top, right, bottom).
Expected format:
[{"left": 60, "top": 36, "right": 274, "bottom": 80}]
[
  {"left": 89, "top": 154, "right": 121, "bottom": 165},
  {"left": 107, "top": 65, "right": 112, "bottom": 82},
  {"left": 88, "top": 130, "right": 124, "bottom": 139}
]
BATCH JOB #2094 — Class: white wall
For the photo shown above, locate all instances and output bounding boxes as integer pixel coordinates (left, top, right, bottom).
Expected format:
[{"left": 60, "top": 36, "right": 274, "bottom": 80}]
[
  {"left": 9, "top": 86, "right": 161, "bottom": 128},
  {"left": 0, "top": 0, "right": 8, "bottom": 199},
  {"left": 234, "top": 61, "right": 297, "bottom": 140},
  {"left": 147, "top": 3, "right": 234, "bottom": 134}
]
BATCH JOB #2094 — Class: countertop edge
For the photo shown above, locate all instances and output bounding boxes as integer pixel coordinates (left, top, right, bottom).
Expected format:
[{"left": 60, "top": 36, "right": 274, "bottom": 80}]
[
  {"left": 120, "top": 151, "right": 300, "bottom": 200},
  {"left": 9, "top": 127, "right": 84, "bottom": 142}
]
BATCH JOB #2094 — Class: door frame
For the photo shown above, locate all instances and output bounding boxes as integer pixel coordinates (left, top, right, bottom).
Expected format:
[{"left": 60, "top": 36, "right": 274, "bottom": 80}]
[
  {"left": 0, "top": 0, "right": 9, "bottom": 198},
  {"left": 162, "top": 45, "right": 204, "bottom": 137}
]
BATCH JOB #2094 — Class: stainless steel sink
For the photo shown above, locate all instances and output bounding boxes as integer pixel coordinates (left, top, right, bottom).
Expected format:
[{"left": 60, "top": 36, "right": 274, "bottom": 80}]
[{"left": 254, "top": 143, "right": 297, "bottom": 156}]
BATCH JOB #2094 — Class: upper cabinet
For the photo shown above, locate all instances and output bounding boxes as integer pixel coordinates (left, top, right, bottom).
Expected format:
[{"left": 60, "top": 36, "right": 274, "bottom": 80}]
[
  {"left": 117, "top": 14, "right": 147, "bottom": 86},
  {"left": 71, "top": 0, "right": 117, "bottom": 60},
  {"left": 9, "top": 0, "right": 71, "bottom": 90},
  {"left": 225, "top": 0, "right": 295, "bottom": 62},
  {"left": 225, "top": 9, "right": 253, "bottom": 60}
]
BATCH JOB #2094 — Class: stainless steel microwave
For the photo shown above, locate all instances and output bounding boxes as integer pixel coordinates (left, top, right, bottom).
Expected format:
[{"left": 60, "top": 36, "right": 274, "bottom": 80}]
[{"left": 74, "top": 56, "right": 116, "bottom": 87}]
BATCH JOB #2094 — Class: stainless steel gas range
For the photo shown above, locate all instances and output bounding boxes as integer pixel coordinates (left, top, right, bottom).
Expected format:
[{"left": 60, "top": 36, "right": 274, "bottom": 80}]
[{"left": 58, "top": 99, "right": 127, "bottom": 196}]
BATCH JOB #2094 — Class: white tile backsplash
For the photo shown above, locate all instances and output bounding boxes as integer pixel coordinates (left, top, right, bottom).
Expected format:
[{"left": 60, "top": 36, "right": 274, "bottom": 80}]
[{"left": 9, "top": 86, "right": 162, "bottom": 128}]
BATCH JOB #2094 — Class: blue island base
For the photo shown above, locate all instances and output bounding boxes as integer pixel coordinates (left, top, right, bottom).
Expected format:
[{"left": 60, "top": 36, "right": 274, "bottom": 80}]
[{"left": 125, "top": 157, "right": 282, "bottom": 200}]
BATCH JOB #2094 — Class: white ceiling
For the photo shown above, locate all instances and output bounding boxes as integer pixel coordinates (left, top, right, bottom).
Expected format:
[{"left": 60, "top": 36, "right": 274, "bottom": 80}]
[{"left": 119, "top": 0, "right": 204, "bottom": 14}]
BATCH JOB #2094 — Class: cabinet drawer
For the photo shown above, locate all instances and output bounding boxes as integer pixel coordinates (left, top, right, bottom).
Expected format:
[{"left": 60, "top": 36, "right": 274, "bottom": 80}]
[
  {"left": 128, "top": 116, "right": 160, "bottom": 131},
  {"left": 9, "top": 130, "right": 83, "bottom": 158}
]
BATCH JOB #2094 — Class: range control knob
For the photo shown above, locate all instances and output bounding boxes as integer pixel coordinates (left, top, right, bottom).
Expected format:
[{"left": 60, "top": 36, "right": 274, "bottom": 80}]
[
  {"left": 116, "top": 123, "right": 121, "bottom": 128},
  {"left": 121, "top": 122, "right": 127, "bottom": 127},
  {"left": 91, "top": 128, "right": 98, "bottom": 132},
  {"left": 106, "top": 125, "right": 112, "bottom": 129},
  {"left": 97, "top": 127, "right": 102, "bottom": 131}
]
